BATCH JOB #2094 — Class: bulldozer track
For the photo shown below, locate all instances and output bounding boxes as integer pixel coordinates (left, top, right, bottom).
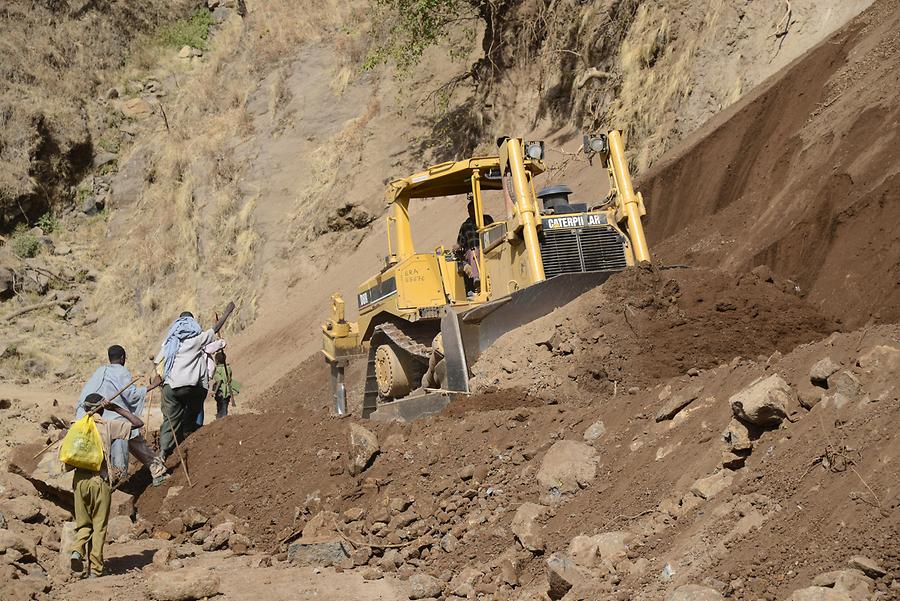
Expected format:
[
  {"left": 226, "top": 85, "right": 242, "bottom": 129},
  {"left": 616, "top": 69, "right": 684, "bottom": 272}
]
[
  {"left": 362, "top": 321, "right": 437, "bottom": 417},
  {"left": 374, "top": 322, "right": 432, "bottom": 363}
]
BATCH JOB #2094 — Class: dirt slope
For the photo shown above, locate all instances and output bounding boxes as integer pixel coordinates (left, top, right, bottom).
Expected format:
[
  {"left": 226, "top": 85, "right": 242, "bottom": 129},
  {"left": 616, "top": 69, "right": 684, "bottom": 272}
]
[{"left": 639, "top": 0, "right": 900, "bottom": 328}]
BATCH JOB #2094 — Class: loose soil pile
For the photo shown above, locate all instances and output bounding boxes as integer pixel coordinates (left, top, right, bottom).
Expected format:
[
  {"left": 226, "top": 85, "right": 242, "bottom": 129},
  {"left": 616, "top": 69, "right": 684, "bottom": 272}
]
[
  {"left": 474, "top": 265, "right": 834, "bottom": 398},
  {"left": 639, "top": 0, "right": 900, "bottom": 328}
]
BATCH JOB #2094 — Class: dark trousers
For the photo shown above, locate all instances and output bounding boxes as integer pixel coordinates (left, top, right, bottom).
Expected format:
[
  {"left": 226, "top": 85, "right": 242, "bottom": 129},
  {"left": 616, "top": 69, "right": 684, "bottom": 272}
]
[
  {"left": 159, "top": 384, "right": 206, "bottom": 459},
  {"left": 215, "top": 391, "right": 230, "bottom": 419}
]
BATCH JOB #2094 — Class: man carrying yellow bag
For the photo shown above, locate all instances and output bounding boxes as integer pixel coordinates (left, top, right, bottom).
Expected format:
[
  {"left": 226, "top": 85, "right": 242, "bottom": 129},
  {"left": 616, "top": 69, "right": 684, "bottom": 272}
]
[{"left": 60, "top": 392, "right": 144, "bottom": 578}]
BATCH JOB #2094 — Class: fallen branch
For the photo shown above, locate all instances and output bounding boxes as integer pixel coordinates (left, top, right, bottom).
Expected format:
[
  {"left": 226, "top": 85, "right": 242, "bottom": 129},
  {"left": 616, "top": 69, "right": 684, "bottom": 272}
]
[
  {"left": 576, "top": 67, "right": 613, "bottom": 89},
  {"left": 602, "top": 508, "right": 655, "bottom": 530},
  {"left": 769, "top": 0, "right": 792, "bottom": 61},
  {"left": 3, "top": 295, "right": 79, "bottom": 322},
  {"left": 24, "top": 265, "right": 73, "bottom": 285}
]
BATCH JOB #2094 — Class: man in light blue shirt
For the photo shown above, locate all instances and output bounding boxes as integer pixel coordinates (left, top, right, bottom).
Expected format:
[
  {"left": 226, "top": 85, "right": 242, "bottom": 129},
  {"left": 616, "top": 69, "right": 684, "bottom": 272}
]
[{"left": 76, "top": 345, "right": 170, "bottom": 486}]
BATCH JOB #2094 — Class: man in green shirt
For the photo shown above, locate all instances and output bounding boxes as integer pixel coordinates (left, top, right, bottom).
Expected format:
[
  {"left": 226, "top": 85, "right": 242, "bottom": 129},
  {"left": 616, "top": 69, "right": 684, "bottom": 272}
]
[{"left": 210, "top": 350, "right": 240, "bottom": 419}]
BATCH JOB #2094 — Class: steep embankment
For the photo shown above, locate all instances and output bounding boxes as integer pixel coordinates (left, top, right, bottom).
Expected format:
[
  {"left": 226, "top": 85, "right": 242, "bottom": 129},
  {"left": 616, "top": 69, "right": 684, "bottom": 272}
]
[{"left": 639, "top": 0, "right": 900, "bottom": 328}]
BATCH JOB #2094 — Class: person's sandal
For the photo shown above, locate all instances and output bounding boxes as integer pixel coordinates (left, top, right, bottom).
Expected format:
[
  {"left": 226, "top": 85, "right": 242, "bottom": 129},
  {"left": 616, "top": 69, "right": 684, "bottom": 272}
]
[
  {"left": 152, "top": 471, "right": 172, "bottom": 487},
  {"left": 69, "top": 551, "right": 83, "bottom": 573}
]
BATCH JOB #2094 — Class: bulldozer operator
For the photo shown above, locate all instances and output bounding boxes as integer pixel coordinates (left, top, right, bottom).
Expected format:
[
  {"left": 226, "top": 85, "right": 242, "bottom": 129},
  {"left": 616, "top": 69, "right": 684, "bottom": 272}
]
[{"left": 454, "top": 197, "right": 493, "bottom": 296}]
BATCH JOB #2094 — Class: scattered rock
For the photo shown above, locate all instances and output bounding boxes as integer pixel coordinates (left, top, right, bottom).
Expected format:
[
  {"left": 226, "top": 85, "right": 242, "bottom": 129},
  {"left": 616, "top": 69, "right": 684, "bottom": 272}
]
[
  {"left": 813, "top": 569, "right": 874, "bottom": 597},
  {"left": 655, "top": 383, "right": 703, "bottom": 422},
  {"left": 536, "top": 440, "right": 597, "bottom": 496},
  {"left": 164, "top": 517, "right": 185, "bottom": 537},
  {"left": 546, "top": 552, "right": 586, "bottom": 600},
  {"left": 798, "top": 389, "right": 823, "bottom": 410},
  {"left": 229, "top": 533, "right": 251, "bottom": 555},
  {"left": 457, "top": 464, "right": 475, "bottom": 481},
  {"left": 348, "top": 423, "right": 379, "bottom": 476},
  {"left": 847, "top": 555, "right": 886, "bottom": 578},
  {"left": 810, "top": 357, "right": 841, "bottom": 387},
  {"left": 788, "top": 586, "right": 852, "bottom": 601},
  {"left": 201, "top": 521, "right": 234, "bottom": 551},
  {"left": 211, "top": 6, "right": 232, "bottom": 23},
  {"left": 408, "top": 573, "right": 443, "bottom": 599},
  {"left": 180, "top": 507, "right": 208, "bottom": 531},
  {"left": 343, "top": 507, "right": 365, "bottom": 522},
  {"left": 721, "top": 451, "right": 747, "bottom": 470},
  {"left": 568, "top": 535, "right": 599, "bottom": 568},
  {"left": 106, "top": 515, "right": 133, "bottom": 542},
  {"left": 582, "top": 419, "right": 606, "bottom": 442},
  {"left": 821, "top": 371, "right": 862, "bottom": 409},
  {"left": 363, "top": 568, "right": 383, "bottom": 580},
  {"left": 148, "top": 568, "right": 221, "bottom": 601},
  {"left": 287, "top": 537, "right": 350, "bottom": 567},
  {"left": 593, "top": 531, "right": 632, "bottom": 561},
  {"left": 111, "top": 490, "right": 135, "bottom": 518},
  {"left": 856, "top": 345, "right": 900, "bottom": 402},
  {"left": 690, "top": 470, "right": 734, "bottom": 500},
  {"left": 722, "top": 418, "right": 753, "bottom": 452},
  {"left": 0, "top": 528, "right": 37, "bottom": 559},
  {"left": 121, "top": 97, "right": 154, "bottom": 119},
  {"left": 511, "top": 502, "right": 548, "bottom": 552},
  {"left": 152, "top": 545, "right": 173, "bottom": 566},
  {"left": 0, "top": 496, "right": 43, "bottom": 523},
  {"left": 729, "top": 374, "right": 792, "bottom": 426},
  {"left": 665, "top": 584, "right": 725, "bottom": 600}
]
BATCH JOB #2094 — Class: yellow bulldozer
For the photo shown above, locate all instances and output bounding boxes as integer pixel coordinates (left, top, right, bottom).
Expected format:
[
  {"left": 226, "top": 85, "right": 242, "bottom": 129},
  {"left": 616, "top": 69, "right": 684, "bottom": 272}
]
[{"left": 322, "top": 131, "right": 650, "bottom": 420}]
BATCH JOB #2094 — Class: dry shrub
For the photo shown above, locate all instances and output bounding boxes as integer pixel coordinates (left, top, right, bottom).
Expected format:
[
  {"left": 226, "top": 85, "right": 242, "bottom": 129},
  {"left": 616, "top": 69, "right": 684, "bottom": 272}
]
[{"left": 87, "top": 0, "right": 355, "bottom": 353}]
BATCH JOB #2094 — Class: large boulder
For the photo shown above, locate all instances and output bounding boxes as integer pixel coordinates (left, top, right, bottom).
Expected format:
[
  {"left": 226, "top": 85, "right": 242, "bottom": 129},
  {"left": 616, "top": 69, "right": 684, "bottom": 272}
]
[
  {"left": 148, "top": 568, "right": 221, "bottom": 601},
  {"left": 287, "top": 537, "right": 350, "bottom": 567},
  {"left": 348, "top": 423, "right": 379, "bottom": 476},
  {"left": 665, "top": 584, "right": 725, "bottom": 600},
  {"left": 729, "top": 374, "right": 792, "bottom": 426},
  {"left": 536, "top": 440, "right": 597, "bottom": 497},
  {"left": 0, "top": 472, "right": 38, "bottom": 500},
  {"left": 0, "top": 496, "right": 43, "bottom": 523},
  {"left": 511, "top": 502, "right": 548, "bottom": 552},
  {"left": 9, "top": 452, "right": 75, "bottom": 509},
  {"left": 0, "top": 528, "right": 37, "bottom": 560}
]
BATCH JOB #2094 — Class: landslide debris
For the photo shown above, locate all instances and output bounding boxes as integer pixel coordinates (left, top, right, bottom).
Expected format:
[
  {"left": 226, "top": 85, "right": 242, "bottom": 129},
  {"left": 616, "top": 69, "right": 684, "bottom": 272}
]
[{"left": 474, "top": 265, "right": 834, "bottom": 398}]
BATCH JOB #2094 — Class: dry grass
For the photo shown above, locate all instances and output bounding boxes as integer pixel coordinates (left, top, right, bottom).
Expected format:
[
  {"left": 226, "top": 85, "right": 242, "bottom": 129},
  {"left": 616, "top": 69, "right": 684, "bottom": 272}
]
[{"left": 86, "top": 0, "right": 354, "bottom": 355}]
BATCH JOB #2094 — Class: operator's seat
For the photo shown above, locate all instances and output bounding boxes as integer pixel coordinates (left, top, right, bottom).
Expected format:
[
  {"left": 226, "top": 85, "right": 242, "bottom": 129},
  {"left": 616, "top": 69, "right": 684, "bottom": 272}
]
[{"left": 537, "top": 184, "right": 587, "bottom": 214}]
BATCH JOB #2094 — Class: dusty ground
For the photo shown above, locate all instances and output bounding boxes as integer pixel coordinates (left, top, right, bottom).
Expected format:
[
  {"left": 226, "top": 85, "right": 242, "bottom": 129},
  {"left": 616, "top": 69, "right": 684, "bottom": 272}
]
[{"left": 2, "top": 1, "right": 899, "bottom": 601}]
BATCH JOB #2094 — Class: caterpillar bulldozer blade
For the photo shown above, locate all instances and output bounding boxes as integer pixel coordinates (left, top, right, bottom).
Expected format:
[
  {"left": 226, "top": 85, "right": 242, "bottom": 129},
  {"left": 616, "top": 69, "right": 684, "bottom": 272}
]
[{"left": 455, "top": 271, "right": 612, "bottom": 366}]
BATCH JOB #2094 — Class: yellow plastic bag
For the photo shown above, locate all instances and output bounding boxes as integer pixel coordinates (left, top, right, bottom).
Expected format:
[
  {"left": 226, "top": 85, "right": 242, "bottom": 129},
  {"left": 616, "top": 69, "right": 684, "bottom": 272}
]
[{"left": 59, "top": 415, "right": 103, "bottom": 471}]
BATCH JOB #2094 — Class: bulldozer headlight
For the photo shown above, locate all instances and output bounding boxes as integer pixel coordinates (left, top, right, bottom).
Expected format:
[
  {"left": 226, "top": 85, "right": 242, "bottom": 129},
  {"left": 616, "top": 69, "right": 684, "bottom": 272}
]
[
  {"left": 583, "top": 133, "right": 608, "bottom": 155},
  {"left": 525, "top": 141, "right": 544, "bottom": 160}
]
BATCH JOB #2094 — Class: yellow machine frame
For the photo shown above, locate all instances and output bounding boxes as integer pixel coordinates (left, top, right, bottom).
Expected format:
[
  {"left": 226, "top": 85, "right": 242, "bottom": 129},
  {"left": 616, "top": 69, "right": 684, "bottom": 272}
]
[{"left": 322, "top": 131, "right": 650, "bottom": 417}]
